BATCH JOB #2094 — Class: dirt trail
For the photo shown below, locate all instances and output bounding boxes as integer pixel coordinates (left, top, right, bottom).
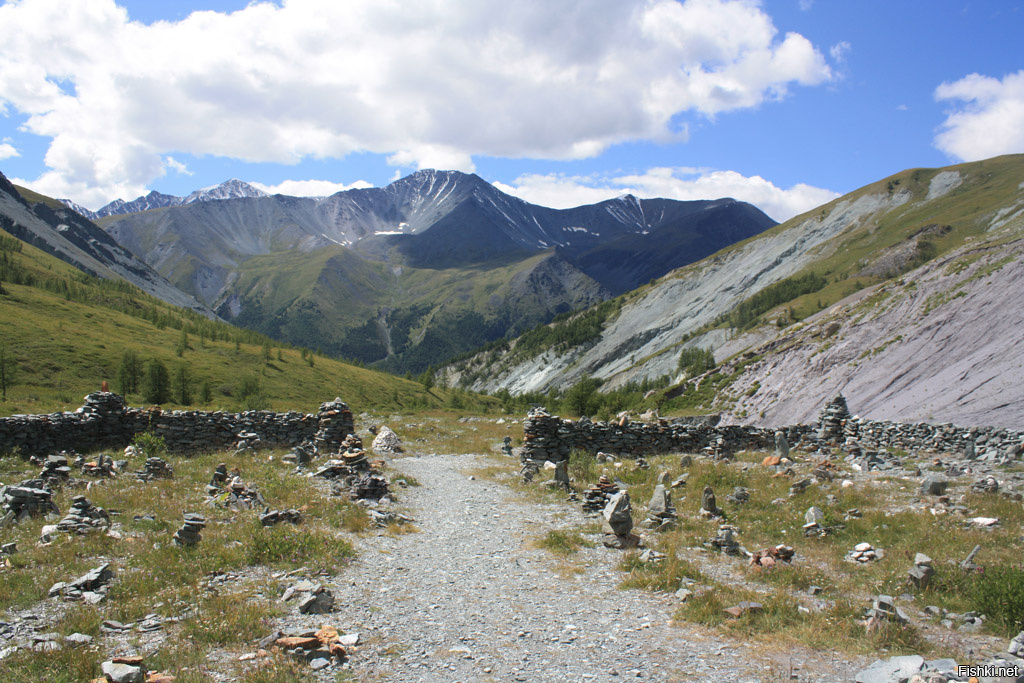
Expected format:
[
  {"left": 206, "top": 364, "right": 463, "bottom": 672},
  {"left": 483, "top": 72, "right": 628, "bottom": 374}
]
[{"left": 313, "top": 452, "right": 855, "bottom": 683}]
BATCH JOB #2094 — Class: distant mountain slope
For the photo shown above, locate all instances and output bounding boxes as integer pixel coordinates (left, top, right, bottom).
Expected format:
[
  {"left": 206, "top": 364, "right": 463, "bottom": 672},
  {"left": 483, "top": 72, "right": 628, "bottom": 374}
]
[
  {"left": 60, "top": 179, "right": 268, "bottom": 219},
  {"left": 442, "top": 155, "right": 1024, "bottom": 427},
  {"left": 0, "top": 172, "right": 215, "bottom": 317},
  {"left": 98, "top": 169, "right": 774, "bottom": 373},
  {"left": 0, "top": 226, "right": 483, "bottom": 416}
]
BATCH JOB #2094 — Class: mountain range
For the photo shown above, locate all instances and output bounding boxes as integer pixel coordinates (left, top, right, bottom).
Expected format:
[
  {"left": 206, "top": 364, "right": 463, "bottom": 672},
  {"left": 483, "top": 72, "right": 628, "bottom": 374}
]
[
  {"left": 60, "top": 179, "right": 268, "bottom": 219},
  {"left": 95, "top": 170, "right": 774, "bottom": 373}
]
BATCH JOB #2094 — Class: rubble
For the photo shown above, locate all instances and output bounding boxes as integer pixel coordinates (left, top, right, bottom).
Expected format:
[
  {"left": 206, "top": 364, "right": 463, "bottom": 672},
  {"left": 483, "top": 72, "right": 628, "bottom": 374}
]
[
  {"left": 282, "top": 580, "right": 335, "bottom": 615},
  {"left": 748, "top": 544, "right": 795, "bottom": 568},
  {"left": 49, "top": 563, "right": 114, "bottom": 603},
  {"left": 862, "top": 595, "right": 909, "bottom": 628},
  {"left": 260, "top": 509, "right": 302, "bottom": 526},
  {"left": 351, "top": 473, "right": 390, "bottom": 501}
]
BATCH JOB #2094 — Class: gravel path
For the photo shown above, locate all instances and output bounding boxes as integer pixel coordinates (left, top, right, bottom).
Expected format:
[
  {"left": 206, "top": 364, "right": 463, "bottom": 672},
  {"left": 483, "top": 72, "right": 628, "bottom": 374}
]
[{"left": 315, "top": 452, "right": 855, "bottom": 683}]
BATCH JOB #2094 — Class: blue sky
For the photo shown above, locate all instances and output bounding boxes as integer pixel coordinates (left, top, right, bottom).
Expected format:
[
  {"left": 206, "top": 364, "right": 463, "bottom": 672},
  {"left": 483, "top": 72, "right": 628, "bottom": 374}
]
[{"left": 0, "top": 0, "right": 1022, "bottom": 221}]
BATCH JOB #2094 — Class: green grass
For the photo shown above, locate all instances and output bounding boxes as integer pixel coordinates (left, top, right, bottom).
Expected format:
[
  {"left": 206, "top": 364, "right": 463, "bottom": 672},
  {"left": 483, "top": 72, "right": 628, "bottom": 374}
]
[
  {"left": 535, "top": 529, "right": 594, "bottom": 556},
  {"left": 0, "top": 232, "right": 496, "bottom": 416}
]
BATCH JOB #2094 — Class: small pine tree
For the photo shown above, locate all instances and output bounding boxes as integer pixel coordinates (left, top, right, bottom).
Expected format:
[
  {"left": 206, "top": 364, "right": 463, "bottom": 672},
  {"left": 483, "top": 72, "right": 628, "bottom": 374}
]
[
  {"left": 261, "top": 341, "right": 271, "bottom": 365},
  {"left": 199, "top": 380, "right": 212, "bottom": 404},
  {"left": 0, "top": 343, "right": 15, "bottom": 401},
  {"left": 173, "top": 363, "right": 192, "bottom": 405},
  {"left": 118, "top": 349, "right": 142, "bottom": 395},
  {"left": 143, "top": 359, "right": 171, "bottom": 404}
]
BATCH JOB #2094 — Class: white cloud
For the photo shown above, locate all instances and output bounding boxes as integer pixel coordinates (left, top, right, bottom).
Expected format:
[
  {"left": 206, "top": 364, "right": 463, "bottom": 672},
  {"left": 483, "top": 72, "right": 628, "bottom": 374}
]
[
  {"left": 829, "top": 41, "right": 850, "bottom": 63},
  {"left": 0, "top": 0, "right": 831, "bottom": 206},
  {"left": 934, "top": 70, "right": 1024, "bottom": 161},
  {"left": 164, "top": 156, "right": 192, "bottom": 176},
  {"left": 496, "top": 167, "right": 839, "bottom": 222},
  {"left": 0, "top": 143, "right": 19, "bottom": 160},
  {"left": 252, "top": 178, "right": 373, "bottom": 197}
]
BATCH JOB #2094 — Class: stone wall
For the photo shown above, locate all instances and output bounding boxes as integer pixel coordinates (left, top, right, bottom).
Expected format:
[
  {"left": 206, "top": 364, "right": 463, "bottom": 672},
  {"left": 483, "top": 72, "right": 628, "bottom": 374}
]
[
  {"left": 521, "top": 397, "right": 1024, "bottom": 462},
  {"left": 0, "top": 393, "right": 355, "bottom": 456}
]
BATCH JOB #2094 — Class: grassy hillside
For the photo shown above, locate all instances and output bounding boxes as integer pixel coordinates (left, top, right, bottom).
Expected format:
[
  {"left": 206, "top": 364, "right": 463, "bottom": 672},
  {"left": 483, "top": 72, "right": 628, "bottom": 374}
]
[{"left": 0, "top": 231, "right": 494, "bottom": 417}]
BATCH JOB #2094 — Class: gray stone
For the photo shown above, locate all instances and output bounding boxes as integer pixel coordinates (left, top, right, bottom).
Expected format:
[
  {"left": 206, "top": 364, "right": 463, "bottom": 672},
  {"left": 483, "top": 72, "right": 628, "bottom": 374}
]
[
  {"left": 921, "top": 476, "right": 948, "bottom": 496},
  {"left": 101, "top": 661, "right": 144, "bottom": 683},
  {"left": 774, "top": 431, "right": 790, "bottom": 459},
  {"left": 603, "top": 491, "right": 633, "bottom": 536},
  {"left": 310, "top": 657, "right": 331, "bottom": 670},
  {"left": 804, "top": 506, "right": 824, "bottom": 525},
  {"left": 64, "top": 632, "right": 93, "bottom": 646}
]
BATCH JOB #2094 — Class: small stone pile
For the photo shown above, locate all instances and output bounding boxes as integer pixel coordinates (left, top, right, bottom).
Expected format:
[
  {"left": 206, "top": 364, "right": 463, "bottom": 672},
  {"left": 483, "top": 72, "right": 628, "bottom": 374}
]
[
  {"left": 749, "top": 544, "right": 795, "bottom": 568},
  {"left": 39, "top": 454, "right": 73, "bottom": 482},
  {"left": 351, "top": 473, "right": 390, "bottom": 501},
  {"left": 136, "top": 456, "right": 173, "bottom": 480},
  {"left": 232, "top": 430, "right": 262, "bottom": 455},
  {"left": 282, "top": 579, "right": 335, "bottom": 614},
  {"left": 501, "top": 436, "right": 513, "bottom": 457},
  {"left": 703, "top": 436, "right": 732, "bottom": 461},
  {"left": 803, "top": 506, "right": 826, "bottom": 536},
  {"left": 706, "top": 524, "right": 741, "bottom": 555},
  {"left": 971, "top": 474, "right": 999, "bottom": 493},
  {"left": 862, "top": 595, "right": 909, "bottom": 629},
  {"left": 906, "top": 553, "right": 935, "bottom": 589},
  {"left": 260, "top": 509, "right": 302, "bottom": 526},
  {"left": 817, "top": 394, "right": 850, "bottom": 443},
  {"left": 1, "top": 480, "right": 59, "bottom": 526},
  {"left": 920, "top": 475, "right": 948, "bottom": 496},
  {"left": 282, "top": 440, "right": 317, "bottom": 467},
  {"left": 371, "top": 425, "right": 402, "bottom": 454},
  {"left": 208, "top": 463, "right": 229, "bottom": 492},
  {"left": 581, "top": 475, "right": 619, "bottom": 513},
  {"left": 55, "top": 496, "right": 110, "bottom": 533},
  {"left": 853, "top": 655, "right": 958, "bottom": 683},
  {"left": 172, "top": 513, "right": 206, "bottom": 546},
  {"left": 99, "top": 655, "right": 167, "bottom": 683},
  {"left": 258, "top": 627, "right": 351, "bottom": 672},
  {"left": 49, "top": 563, "right": 114, "bottom": 603},
  {"left": 209, "top": 475, "right": 267, "bottom": 510},
  {"left": 726, "top": 486, "right": 750, "bottom": 504},
  {"left": 641, "top": 482, "right": 677, "bottom": 531},
  {"left": 602, "top": 491, "right": 640, "bottom": 549},
  {"left": 314, "top": 398, "right": 355, "bottom": 451},
  {"left": 81, "top": 453, "right": 116, "bottom": 477},
  {"left": 846, "top": 542, "right": 884, "bottom": 563}
]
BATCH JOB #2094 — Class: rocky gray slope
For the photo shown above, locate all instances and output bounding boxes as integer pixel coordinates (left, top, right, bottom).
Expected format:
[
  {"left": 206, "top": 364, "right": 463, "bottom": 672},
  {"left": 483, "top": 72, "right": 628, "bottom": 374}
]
[
  {"left": 0, "top": 172, "right": 215, "bottom": 318},
  {"left": 442, "top": 156, "right": 1024, "bottom": 429},
  {"left": 720, "top": 233, "right": 1024, "bottom": 428},
  {"left": 61, "top": 179, "right": 268, "bottom": 219}
]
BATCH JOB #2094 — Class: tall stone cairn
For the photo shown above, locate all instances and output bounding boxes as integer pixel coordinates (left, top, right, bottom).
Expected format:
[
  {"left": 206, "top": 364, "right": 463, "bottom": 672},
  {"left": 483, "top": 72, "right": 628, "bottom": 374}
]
[
  {"left": 314, "top": 398, "right": 355, "bottom": 452},
  {"left": 817, "top": 394, "right": 850, "bottom": 443}
]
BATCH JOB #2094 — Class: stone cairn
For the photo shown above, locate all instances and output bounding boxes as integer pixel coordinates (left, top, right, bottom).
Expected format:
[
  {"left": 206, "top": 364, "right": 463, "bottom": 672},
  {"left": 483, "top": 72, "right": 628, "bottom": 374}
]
[
  {"left": 56, "top": 496, "right": 110, "bottom": 534},
  {"left": 641, "top": 473, "right": 677, "bottom": 530},
  {"left": 314, "top": 434, "right": 370, "bottom": 480},
  {"left": 501, "top": 436, "right": 514, "bottom": 457},
  {"left": 698, "top": 485, "right": 725, "bottom": 519},
  {"left": 817, "top": 394, "right": 850, "bottom": 443},
  {"left": 136, "top": 456, "right": 173, "bottom": 480},
  {"left": 1, "top": 480, "right": 59, "bottom": 527},
  {"left": 706, "top": 525, "right": 741, "bottom": 555},
  {"left": 282, "top": 439, "right": 318, "bottom": 467},
  {"left": 582, "top": 475, "right": 619, "bottom": 513},
  {"left": 39, "top": 453, "right": 73, "bottom": 483},
  {"left": 173, "top": 513, "right": 207, "bottom": 546},
  {"left": 314, "top": 398, "right": 355, "bottom": 452},
  {"left": 260, "top": 508, "right": 302, "bottom": 526},
  {"left": 602, "top": 490, "right": 640, "bottom": 549},
  {"left": 81, "top": 453, "right": 117, "bottom": 477},
  {"left": 351, "top": 474, "right": 390, "bottom": 501},
  {"left": 371, "top": 426, "right": 402, "bottom": 455},
  {"left": 907, "top": 553, "right": 934, "bottom": 588}
]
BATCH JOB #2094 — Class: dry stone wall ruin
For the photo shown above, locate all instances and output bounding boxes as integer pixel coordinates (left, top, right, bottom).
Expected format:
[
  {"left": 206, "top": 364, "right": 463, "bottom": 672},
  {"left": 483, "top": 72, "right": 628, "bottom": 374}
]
[
  {"left": 0, "top": 393, "right": 355, "bottom": 456},
  {"left": 521, "top": 395, "right": 1024, "bottom": 462}
]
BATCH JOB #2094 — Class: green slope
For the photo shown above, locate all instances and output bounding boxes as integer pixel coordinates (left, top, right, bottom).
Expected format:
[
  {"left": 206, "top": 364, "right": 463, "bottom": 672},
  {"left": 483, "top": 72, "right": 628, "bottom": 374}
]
[{"left": 0, "top": 232, "right": 494, "bottom": 417}]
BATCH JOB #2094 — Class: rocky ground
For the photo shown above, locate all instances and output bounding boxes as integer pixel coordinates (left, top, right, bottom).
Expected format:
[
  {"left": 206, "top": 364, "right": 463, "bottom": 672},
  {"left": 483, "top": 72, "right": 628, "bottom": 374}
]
[{"left": 282, "top": 451, "right": 859, "bottom": 683}]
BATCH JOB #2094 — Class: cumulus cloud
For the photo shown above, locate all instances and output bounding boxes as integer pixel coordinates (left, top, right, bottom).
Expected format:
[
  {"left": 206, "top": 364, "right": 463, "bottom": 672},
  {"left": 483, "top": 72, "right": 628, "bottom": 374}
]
[
  {"left": 495, "top": 167, "right": 839, "bottom": 222},
  {"left": 934, "top": 70, "right": 1024, "bottom": 161},
  {"left": 0, "top": 0, "right": 831, "bottom": 206},
  {"left": 0, "top": 143, "right": 19, "bottom": 160},
  {"left": 252, "top": 178, "right": 373, "bottom": 197}
]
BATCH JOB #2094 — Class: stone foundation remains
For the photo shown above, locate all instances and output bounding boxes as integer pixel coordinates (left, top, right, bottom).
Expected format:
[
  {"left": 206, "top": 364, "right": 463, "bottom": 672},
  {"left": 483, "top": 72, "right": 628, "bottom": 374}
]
[
  {"left": 521, "top": 395, "right": 1024, "bottom": 462},
  {"left": 0, "top": 393, "right": 355, "bottom": 456}
]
